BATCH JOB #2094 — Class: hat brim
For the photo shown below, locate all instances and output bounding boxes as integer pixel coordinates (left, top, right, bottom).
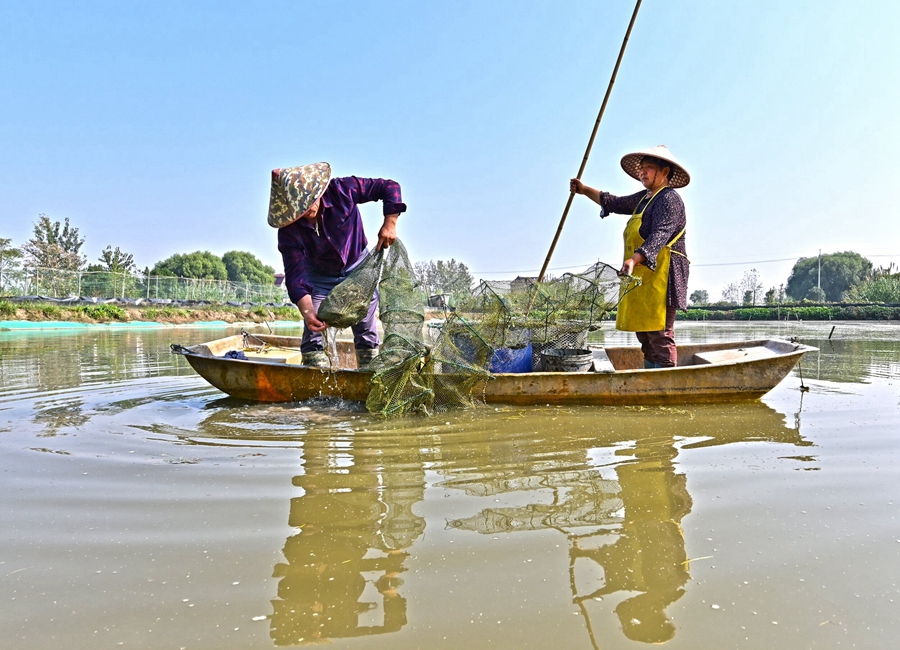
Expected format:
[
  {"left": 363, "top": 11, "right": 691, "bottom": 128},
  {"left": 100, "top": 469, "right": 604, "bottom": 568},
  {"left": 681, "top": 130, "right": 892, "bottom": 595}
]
[
  {"left": 267, "top": 163, "right": 332, "bottom": 228},
  {"left": 621, "top": 152, "right": 690, "bottom": 189}
]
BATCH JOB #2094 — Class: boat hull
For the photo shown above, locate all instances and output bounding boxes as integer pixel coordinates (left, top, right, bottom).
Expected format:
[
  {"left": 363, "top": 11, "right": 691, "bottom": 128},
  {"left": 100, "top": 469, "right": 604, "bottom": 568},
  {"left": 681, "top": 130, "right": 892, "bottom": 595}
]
[{"left": 177, "top": 336, "right": 815, "bottom": 406}]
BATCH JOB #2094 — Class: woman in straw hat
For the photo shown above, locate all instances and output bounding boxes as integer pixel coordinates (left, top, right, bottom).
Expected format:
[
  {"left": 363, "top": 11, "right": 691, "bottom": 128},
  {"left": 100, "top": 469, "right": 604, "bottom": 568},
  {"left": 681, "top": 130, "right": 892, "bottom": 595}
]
[
  {"left": 269, "top": 162, "right": 406, "bottom": 368},
  {"left": 571, "top": 145, "right": 689, "bottom": 368}
]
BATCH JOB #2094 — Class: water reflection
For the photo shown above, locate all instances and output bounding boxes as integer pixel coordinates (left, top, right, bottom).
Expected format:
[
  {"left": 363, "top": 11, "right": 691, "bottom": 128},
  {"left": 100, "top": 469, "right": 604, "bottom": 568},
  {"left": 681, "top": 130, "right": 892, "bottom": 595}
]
[
  {"left": 805, "top": 338, "right": 900, "bottom": 383},
  {"left": 5, "top": 326, "right": 900, "bottom": 649},
  {"left": 246, "top": 401, "right": 809, "bottom": 646},
  {"left": 571, "top": 436, "right": 690, "bottom": 645},
  {"left": 270, "top": 432, "right": 426, "bottom": 644},
  {"left": 0, "top": 328, "right": 240, "bottom": 396},
  {"left": 442, "top": 403, "right": 807, "bottom": 645},
  {"left": 31, "top": 395, "right": 91, "bottom": 437}
]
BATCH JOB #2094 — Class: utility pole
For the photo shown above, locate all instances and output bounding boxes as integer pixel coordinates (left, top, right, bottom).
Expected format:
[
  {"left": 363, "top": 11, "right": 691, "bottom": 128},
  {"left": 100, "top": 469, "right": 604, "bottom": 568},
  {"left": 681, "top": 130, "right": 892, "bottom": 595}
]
[{"left": 817, "top": 249, "right": 821, "bottom": 291}]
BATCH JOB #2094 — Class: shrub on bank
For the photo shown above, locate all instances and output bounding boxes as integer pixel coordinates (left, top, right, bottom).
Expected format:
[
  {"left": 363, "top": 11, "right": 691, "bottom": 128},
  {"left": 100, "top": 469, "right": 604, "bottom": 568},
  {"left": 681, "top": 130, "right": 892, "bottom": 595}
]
[
  {"left": 272, "top": 305, "right": 298, "bottom": 319},
  {"left": 76, "top": 304, "right": 126, "bottom": 320},
  {"left": 0, "top": 301, "right": 303, "bottom": 324},
  {"left": 41, "top": 304, "right": 62, "bottom": 318},
  {"left": 680, "top": 305, "right": 900, "bottom": 321},
  {"left": 142, "top": 307, "right": 196, "bottom": 320}
]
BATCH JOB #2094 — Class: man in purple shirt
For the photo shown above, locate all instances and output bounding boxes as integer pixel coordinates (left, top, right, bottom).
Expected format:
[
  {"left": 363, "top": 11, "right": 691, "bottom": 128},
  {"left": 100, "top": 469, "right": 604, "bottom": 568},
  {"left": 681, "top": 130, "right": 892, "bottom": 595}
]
[{"left": 268, "top": 162, "right": 406, "bottom": 368}]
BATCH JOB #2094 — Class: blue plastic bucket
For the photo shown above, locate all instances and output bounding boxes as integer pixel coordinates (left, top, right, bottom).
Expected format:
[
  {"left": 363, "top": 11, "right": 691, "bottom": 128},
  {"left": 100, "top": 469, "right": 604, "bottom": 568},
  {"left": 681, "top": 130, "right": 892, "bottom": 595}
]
[{"left": 490, "top": 343, "right": 533, "bottom": 373}]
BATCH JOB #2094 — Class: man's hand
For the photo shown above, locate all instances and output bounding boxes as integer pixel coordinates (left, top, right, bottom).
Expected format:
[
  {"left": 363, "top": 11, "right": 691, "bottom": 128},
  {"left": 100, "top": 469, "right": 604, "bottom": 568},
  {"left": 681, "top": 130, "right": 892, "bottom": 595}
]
[
  {"left": 297, "top": 295, "right": 328, "bottom": 332},
  {"left": 570, "top": 178, "right": 586, "bottom": 194},
  {"left": 377, "top": 214, "right": 399, "bottom": 251}
]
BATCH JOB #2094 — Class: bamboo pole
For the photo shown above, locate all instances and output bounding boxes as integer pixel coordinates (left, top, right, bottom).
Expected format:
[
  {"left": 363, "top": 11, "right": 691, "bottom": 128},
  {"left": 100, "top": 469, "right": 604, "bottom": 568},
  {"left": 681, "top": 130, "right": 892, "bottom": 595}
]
[{"left": 536, "top": 0, "right": 642, "bottom": 283}]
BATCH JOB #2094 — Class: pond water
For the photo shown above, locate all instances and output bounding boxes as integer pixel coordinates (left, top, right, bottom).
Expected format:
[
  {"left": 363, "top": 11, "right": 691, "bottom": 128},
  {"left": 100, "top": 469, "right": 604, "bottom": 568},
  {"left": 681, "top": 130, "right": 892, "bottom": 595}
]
[{"left": 1, "top": 321, "right": 899, "bottom": 649}]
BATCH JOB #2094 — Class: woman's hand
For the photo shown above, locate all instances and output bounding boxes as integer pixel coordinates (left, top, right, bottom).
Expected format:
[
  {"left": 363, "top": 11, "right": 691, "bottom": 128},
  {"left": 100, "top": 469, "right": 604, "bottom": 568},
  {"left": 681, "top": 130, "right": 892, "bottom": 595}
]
[
  {"left": 297, "top": 295, "right": 328, "bottom": 332},
  {"left": 571, "top": 179, "right": 603, "bottom": 206},
  {"left": 377, "top": 214, "right": 399, "bottom": 251},
  {"left": 620, "top": 252, "right": 646, "bottom": 276}
]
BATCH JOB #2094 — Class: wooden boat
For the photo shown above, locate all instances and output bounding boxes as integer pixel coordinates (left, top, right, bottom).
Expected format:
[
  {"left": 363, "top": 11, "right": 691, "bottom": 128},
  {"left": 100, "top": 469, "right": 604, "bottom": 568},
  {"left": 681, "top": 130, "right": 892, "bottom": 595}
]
[{"left": 172, "top": 333, "right": 816, "bottom": 406}]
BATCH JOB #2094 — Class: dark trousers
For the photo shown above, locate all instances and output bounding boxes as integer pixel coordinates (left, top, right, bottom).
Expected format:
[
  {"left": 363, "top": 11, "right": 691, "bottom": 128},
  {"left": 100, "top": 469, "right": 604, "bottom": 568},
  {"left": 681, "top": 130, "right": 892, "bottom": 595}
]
[{"left": 635, "top": 306, "right": 678, "bottom": 367}]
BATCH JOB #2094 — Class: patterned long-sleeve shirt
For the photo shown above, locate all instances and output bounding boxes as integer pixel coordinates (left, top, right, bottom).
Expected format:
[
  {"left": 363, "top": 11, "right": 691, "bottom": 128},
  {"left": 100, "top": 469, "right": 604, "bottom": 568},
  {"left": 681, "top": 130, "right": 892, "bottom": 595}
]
[
  {"left": 278, "top": 176, "right": 407, "bottom": 304},
  {"left": 600, "top": 187, "right": 689, "bottom": 309}
]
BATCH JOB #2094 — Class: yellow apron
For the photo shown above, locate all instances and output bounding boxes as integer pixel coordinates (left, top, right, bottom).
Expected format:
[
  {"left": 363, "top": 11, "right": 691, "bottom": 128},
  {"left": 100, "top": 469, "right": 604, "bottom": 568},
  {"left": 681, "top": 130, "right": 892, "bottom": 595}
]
[{"left": 616, "top": 187, "right": 685, "bottom": 332}]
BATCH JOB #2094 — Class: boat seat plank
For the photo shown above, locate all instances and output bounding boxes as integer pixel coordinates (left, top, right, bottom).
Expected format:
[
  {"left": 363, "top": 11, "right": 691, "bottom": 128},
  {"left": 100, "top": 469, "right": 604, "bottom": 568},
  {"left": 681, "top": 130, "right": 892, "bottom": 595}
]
[
  {"left": 692, "top": 346, "right": 777, "bottom": 365},
  {"left": 239, "top": 349, "right": 304, "bottom": 365},
  {"left": 591, "top": 349, "right": 616, "bottom": 373}
]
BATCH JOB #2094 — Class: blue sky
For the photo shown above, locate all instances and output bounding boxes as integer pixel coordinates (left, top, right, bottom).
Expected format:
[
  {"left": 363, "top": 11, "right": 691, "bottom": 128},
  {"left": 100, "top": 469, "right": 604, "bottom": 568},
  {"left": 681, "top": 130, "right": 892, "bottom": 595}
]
[{"left": 1, "top": 0, "right": 898, "bottom": 299}]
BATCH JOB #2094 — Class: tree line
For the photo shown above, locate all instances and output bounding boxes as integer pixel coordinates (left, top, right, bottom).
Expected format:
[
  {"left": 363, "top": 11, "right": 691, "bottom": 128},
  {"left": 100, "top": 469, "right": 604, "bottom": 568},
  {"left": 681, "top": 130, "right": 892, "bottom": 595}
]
[
  {"left": 17, "top": 216, "right": 887, "bottom": 308},
  {"left": 689, "top": 251, "right": 899, "bottom": 306},
  {"left": 0, "top": 214, "right": 276, "bottom": 286},
  {"left": 1, "top": 214, "right": 479, "bottom": 299}
]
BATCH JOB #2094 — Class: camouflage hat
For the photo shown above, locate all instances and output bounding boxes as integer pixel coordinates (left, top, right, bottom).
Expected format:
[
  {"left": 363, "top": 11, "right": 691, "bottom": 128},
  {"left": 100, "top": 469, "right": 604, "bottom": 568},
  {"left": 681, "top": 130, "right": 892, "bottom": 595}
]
[{"left": 267, "top": 162, "right": 332, "bottom": 228}]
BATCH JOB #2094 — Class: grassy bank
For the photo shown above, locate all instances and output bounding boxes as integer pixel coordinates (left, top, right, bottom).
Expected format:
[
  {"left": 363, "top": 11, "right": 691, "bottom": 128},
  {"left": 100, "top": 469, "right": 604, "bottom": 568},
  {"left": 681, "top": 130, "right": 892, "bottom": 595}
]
[
  {"left": 0, "top": 300, "right": 301, "bottom": 325},
  {"left": 10, "top": 299, "right": 900, "bottom": 325},
  {"left": 602, "top": 304, "right": 900, "bottom": 321},
  {"left": 682, "top": 304, "right": 900, "bottom": 321}
]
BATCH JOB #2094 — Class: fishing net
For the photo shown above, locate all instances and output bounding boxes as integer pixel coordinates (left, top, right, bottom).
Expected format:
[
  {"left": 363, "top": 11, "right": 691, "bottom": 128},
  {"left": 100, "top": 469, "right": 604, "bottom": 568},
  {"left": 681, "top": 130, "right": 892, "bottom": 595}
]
[
  {"left": 319, "top": 240, "right": 640, "bottom": 416},
  {"left": 469, "top": 264, "right": 642, "bottom": 371},
  {"left": 317, "top": 253, "right": 384, "bottom": 329}
]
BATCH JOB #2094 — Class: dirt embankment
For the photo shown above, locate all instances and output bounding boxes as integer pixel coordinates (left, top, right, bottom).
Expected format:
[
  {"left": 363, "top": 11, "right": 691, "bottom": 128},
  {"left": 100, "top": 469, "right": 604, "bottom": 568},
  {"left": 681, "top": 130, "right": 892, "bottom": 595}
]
[
  {"left": 0, "top": 301, "right": 450, "bottom": 325},
  {"left": 0, "top": 301, "right": 302, "bottom": 325}
]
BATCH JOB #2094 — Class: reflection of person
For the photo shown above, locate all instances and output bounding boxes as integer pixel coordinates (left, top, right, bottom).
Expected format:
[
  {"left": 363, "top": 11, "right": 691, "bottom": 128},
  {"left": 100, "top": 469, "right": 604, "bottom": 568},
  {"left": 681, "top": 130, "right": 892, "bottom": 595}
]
[
  {"left": 571, "top": 436, "right": 691, "bottom": 644},
  {"left": 571, "top": 145, "right": 690, "bottom": 368},
  {"left": 269, "top": 436, "right": 425, "bottom": 645},
  {"left": 269, "top": 162, "right": 407, "bottom": 368}
]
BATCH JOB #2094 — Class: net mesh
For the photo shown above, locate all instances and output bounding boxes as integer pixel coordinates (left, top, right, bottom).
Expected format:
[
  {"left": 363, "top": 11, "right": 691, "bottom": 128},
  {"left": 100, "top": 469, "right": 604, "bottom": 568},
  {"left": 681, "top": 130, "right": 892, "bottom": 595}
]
[{"left": 319, "top": 239, "right": 640, "bottom": 416}]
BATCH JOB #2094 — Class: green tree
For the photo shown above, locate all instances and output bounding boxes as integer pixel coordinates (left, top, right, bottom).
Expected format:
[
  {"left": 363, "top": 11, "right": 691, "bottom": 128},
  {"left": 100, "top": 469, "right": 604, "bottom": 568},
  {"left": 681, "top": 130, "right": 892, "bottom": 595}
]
[
  {"left": 97, "top": 246, "right": 136, "bottom": 273},
  {"left": 689, "top": 289, "right": 709, "bottom": 306},
  {"left": 222, "top": 251, "right": 275, "bottom": 285},
  {"left": 151, "top": 251, "right": 227, "bottom": 280},
  {"left": 721, "top": 281, "right": 740, "bottom": 305},
  {"left": 843, "top": 265, "right": 900, "bottom": 303},
  {"left": 21, "top": 214, "right": 86, "bottom": 270},
  {"left": 806, "top": 286, "right": 826, "bottom": 302},
  {"left": 414, "top": 259, "right": 474, "bottom": 299},
  {"left": 785, "top": 252, "right": 871, "bottom": 302},
  {"left": 0, "top": 238, "right": 23, "bottom": 289},
  {"left": 739, "top": 269, "right": 763, "bottom": 305},
  {"left": 764, "top": 287, "right": 776, "bottom": 305}
]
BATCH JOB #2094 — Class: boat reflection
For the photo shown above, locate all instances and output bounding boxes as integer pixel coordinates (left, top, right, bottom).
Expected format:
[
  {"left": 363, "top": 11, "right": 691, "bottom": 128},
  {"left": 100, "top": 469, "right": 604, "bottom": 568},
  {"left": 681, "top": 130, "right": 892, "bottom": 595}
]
[
  {"left": 443, "top": 402, "right": 809, "bottom": 646},
  {"left": 192, "top": 399, "right": 808, "bottom": 646}
]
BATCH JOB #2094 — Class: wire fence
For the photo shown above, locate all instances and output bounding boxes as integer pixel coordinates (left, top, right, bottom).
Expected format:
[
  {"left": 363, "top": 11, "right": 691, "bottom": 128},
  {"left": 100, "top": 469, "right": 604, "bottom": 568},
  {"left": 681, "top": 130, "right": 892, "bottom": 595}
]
[{"left": 0, "top": 268, "right": 290, "bottom": 304}]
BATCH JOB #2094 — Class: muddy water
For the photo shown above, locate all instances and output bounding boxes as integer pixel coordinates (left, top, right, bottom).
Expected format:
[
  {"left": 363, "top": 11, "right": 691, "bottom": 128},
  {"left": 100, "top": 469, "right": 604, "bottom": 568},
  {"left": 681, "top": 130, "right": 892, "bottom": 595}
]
[{"left": 1, "top": 322, "right": 899, "bottom": 649}]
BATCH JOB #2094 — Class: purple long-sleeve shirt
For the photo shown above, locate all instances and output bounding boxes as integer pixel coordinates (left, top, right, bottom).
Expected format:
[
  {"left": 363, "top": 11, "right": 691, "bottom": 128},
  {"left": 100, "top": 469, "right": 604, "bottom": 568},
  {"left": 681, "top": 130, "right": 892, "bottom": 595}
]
[
  {"left": 278, "top": 176, "right": 407, "bottom": 304},
  {"left": 600, "top": 187, "right": 689, "bottom": 310}
]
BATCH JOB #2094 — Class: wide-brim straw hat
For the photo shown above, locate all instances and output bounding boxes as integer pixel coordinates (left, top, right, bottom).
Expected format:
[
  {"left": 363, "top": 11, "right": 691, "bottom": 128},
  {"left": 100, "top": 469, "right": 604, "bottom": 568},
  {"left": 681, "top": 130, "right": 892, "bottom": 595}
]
[
  {"left": 620, "top": 145, "right": 690, "bottom": 189},
  {"left": 267, "top": 162, "right": 332, "bottom": 228}
]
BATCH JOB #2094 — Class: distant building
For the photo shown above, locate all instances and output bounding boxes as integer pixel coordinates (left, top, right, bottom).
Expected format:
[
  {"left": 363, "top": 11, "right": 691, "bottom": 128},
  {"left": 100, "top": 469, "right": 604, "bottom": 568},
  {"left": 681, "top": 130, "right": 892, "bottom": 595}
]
[
  {"left": 510, "top": 276, "right": 537, "bottom": 292},
  {"left": 428, "top": 293, "right": 451, "bottom": 309},
  {"left": 274, "top": 273, "right": 285, "bottom": 288}
]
